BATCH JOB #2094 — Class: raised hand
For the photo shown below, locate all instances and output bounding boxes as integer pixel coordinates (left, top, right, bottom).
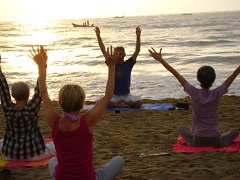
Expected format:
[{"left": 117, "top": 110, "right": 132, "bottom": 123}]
[
  {"left": 136, "top": 26, "right": 141, "bottom": 36},
  {"left": 29, "top": 46, "right": 48, "bottom": 67},
  {"left": 105, "top": 46, "right": 116, "bottom": 67},
  {"left": 148, "top": 47, "right": 163, "bottom": 62},
  {"left": 94, "top": 26, "right": 100, "bottom": 36}
]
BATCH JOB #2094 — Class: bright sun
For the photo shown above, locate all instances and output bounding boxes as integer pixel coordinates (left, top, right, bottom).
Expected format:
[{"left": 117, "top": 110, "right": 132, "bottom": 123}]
[{"left": 1, "top": 0, "right": 122, "bottom": 22}]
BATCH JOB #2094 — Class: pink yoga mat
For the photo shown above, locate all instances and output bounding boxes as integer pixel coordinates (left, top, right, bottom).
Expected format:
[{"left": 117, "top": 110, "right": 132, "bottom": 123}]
[
  {"left": 0, "top": 138, "right": 53, "bottom": 167},
  {"left": 172, "top": 135, "right": 240, "bottom": 153}
]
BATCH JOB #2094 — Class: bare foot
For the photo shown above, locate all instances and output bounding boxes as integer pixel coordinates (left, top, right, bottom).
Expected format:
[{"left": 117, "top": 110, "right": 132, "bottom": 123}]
[{"left": 119, "top": 101, "right": 130, "bottom": 108}]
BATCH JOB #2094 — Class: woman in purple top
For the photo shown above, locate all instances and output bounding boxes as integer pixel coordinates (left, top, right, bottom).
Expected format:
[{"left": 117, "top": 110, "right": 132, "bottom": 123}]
[
  {"left": 29, "top": 46, "right": 124, "bottom": 180},
  {"left": 149, "top": 47, "right": 240, "bottom": 148}
]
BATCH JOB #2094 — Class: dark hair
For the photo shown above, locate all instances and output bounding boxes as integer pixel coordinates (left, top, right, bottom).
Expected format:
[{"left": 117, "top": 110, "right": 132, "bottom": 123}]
[
  {"left": 197, "top": 66, "right": 216, "bottom": 88},
  {"left": 115, "top": 46, "right": 125, "bottom": 53}
]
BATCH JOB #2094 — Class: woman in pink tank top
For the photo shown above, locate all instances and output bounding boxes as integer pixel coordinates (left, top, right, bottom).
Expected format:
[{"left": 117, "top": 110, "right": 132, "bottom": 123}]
[{"left": 29, "top": 45, "right": 125, "bottom": 180}]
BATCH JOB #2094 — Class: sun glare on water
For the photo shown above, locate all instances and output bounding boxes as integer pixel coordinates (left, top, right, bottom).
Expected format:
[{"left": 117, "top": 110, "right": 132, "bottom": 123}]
[
  {"left": 4, "top": 19, "right": 58, "bottom": 74},
  {"left": 19, "top": 20, "right": 55, "bottom": 45}
]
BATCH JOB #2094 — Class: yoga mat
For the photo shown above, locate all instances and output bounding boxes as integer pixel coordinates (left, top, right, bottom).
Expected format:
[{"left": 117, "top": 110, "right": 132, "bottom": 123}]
[
  {"left": 172, "top": 135, "right": 240, "bottom": 153},
  {"left": 141, "top": 103, "right": 173, "bottom": 110},
  {"left": 0, "top": 138, "right": 53, "bottom": 167},
  {"left": 83, "top": 103, "right": 173, "bottom": 111}
]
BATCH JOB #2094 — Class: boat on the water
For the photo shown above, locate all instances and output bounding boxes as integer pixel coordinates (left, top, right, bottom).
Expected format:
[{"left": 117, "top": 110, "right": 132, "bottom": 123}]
[
  {"left": 113, "top": 16, "right": 125, "bottom": 18},
  {"left": 72, "top": 23, "right": 94, "bottom": 27},
  {"left": 181, "top": 13, "right": 192, "bottom": 15}
]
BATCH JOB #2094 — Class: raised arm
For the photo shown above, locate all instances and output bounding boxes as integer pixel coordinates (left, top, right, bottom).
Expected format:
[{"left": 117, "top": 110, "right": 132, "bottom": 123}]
[
  {"left": 149, "top": 47, "right": 187, "bottom": 87},
  {"left": 85, "top": 46, "right": 116, "bottom": 132},
  {"left": 224, "top": 66, "right": 240, "bottom": 88},
  {"left": 132, "top": 26, "right": 141, "bottom": 61},
  {"left": 0, "top": 54, "right": 12, "bottom": 108},
  {"left": 94, "top": 26, "right": 106, "bottom": 56},
  {"left": 0, "top": 54, "right": 2, "bottom": 73},
  {"left": 29, "top": 46, "right": 58, "bottom": 129}
]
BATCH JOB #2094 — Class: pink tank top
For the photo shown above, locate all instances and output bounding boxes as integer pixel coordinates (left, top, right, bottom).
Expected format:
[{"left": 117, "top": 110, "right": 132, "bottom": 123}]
[{"left": 52, "top": 115, "right": 95, "bottom": 180}]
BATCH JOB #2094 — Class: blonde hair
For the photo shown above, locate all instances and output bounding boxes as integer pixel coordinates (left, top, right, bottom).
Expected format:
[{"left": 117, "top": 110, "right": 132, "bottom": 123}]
[
  {"left": 11, "top": 82, "right": 30, "bottom": 101},
  {"left": 58, "top": 84, "right": 86, "bottom": 113}
]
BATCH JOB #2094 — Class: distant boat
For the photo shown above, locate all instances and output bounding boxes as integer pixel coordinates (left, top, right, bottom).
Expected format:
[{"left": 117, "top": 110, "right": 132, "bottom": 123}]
[
  {"left": 181, "top": 13, "right": 192, "bottom": 15},
  {"left": 72, "top": 23, "right": 94, "bottom": 27},
  {"left": 113, "top": 16, "right": 125, "bottom": 18}
]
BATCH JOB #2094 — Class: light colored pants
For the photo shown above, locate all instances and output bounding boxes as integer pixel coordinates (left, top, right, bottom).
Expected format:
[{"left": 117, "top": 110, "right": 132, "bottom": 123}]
[
  {"left": 0, "top": 139, "right": 56, "bottom": 161},
  {"left": 49, "top": 156, "right": 125, "bottom": 180},
  {"left": 110, "top": 93, "right": 141, "bottom": 103}
]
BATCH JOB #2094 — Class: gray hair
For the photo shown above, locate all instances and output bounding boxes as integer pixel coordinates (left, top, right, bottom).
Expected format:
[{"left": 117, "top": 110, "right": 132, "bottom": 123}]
[{"left": 11, "top": 82, "right": 30, "bottom": 101}]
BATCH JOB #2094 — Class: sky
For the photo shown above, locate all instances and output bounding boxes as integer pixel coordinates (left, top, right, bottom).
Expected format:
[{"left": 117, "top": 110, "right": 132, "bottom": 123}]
[{"left": 0, "top": 0, "right": 240, "bottom": 21}]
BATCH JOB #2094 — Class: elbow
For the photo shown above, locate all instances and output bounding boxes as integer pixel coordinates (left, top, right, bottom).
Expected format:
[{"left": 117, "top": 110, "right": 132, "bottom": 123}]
[
  {"left": 105, "top": 92, "right": 113, "bottom": 100},
  {"left": 136, "top": 47, "right": 140, "bottom": 53}
]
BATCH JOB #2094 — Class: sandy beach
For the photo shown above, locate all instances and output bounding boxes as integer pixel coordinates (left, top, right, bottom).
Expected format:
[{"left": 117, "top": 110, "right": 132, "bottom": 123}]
[{"left": 0, "top": 95, "right": 240, "bottom": 180}]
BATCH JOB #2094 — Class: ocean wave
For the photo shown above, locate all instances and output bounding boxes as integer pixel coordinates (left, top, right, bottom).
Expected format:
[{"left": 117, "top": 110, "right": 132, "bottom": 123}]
[
  {"left": 179, "top": 39, "right": 235, "bottom": 47},
  {"left": 185, "top": 55, "right": 240, "bottom": 64}
]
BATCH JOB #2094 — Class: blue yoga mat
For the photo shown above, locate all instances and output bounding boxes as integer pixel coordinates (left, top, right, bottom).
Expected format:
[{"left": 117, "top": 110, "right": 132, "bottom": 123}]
[
  {"left": 141, "top": 103, "right": 173, "bottom": 110},
  {"left": 83, "top": 103, "right": 173, "bottom": 111}
]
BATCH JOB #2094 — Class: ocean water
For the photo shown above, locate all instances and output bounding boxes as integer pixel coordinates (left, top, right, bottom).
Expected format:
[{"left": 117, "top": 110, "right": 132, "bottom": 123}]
[{"left": 0, "top": 11, "right": 239, "bottom": 101}]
